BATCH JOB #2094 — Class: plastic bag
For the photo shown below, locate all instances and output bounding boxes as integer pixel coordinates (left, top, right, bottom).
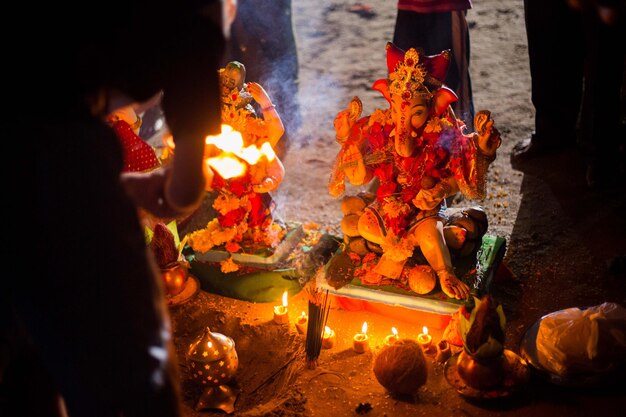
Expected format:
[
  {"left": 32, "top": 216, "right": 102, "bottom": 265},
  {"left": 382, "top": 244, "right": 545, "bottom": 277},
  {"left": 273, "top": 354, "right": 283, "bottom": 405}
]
[{"left": 536, "top": 302, "right": 626, "bottom": 376}]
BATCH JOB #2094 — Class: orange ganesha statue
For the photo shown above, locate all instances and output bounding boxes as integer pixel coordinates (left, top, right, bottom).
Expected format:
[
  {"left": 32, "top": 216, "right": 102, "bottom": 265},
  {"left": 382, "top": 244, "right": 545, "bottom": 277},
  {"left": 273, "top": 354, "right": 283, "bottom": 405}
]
[
  {"left": 186, "top": 61, "right": 287, "bottom": 271},
  {"left": 328, "top": 42, "right": 501, "bottom": 300}
]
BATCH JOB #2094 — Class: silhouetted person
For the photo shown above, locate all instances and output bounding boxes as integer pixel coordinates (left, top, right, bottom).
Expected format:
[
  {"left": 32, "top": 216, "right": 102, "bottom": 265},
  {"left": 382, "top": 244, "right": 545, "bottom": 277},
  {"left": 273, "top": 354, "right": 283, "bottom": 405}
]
[
  {"left": 6, "top": 1, "right": 229, "bottom": 416},
  {"left": 512, "top": 0, "right": 625, "bottom": 188}
]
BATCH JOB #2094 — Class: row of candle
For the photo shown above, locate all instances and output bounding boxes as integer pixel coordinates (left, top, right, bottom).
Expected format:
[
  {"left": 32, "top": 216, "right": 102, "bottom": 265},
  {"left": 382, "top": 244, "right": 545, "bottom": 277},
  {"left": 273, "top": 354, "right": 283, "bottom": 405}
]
[{"left": 272, "top": 291, "right": 437, "bottom": 353}]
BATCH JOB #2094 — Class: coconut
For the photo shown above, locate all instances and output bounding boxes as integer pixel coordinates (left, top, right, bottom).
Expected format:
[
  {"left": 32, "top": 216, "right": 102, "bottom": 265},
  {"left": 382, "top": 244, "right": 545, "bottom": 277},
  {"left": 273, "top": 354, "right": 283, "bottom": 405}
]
[
  {"left": 406, "top": 265, "right": 437, "bottom": 294},
  {"left": 348, "top": 237, "right": 370, "bottom": 256},
  {"left": 341, "top": 213, "right": 361, "bottom": 237},
  {"left": 341, "top": 195, "right": 367, "bottom": 215},
  {"left": 373, "top": 339, "right": 428, "bottom": 395}
]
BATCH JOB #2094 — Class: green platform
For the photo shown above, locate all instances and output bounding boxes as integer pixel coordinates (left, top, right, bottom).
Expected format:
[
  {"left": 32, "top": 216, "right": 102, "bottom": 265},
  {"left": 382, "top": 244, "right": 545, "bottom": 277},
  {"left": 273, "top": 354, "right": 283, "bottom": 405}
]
[
  {"left": 189, "top": 224, "right": 506, "bottom": 311},
  {"left": 317, "top": 234, "right": 507, "bottom": 315}
]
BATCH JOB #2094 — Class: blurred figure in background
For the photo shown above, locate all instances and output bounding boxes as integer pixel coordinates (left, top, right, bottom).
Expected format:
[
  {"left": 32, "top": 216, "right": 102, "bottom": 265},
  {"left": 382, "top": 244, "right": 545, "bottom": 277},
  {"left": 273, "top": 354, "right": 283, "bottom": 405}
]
[
  {"left": 513, "top": 0, "right": 625, "bottom": 188},
  {"left": 393, "top": 0, "right": 475, "bottom": 128},
  {"left": 225, "top": 0, "right": 301, "bottom": 158}
]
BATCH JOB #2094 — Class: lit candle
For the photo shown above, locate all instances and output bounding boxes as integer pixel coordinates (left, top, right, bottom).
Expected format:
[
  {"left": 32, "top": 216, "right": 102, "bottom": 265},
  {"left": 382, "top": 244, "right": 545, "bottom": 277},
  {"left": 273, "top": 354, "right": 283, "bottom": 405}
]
[
  {"left": 384, "top": 327, "right": 399, "bottom": 346},
  {"left": 353, "top": 321, "right": 369, "bottom": 353},
  {"left": 295, "top": 311, "right": 308, "bottom": 334},
  {"left": 321, "top": 326, "right": 336, "bottom": 349},
  {"left": 273, "top": 290, "right": 289, "bottom": 324},
  {"left": 417, "top": 326, "right": 432, "bottom": 352}
]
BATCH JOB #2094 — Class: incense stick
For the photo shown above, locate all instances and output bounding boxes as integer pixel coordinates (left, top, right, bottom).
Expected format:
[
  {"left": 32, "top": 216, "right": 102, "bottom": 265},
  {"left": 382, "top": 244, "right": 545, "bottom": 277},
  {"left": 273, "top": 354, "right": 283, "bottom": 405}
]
[{"left": 305, "top": 288, "right": 331, "bottom": 369}]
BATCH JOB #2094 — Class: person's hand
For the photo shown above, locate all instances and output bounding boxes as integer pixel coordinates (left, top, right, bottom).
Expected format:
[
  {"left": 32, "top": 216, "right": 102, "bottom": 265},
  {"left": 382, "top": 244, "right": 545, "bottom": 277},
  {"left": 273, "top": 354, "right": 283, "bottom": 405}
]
[
  {"left": 246, "top": 82, "right": 273, "bottom": 110},
  {"left": 122, "top": 166, "right": 202, "bottom": 219},
  {"left": 122, "top": 168, "right": 175, "bottom": 219}
]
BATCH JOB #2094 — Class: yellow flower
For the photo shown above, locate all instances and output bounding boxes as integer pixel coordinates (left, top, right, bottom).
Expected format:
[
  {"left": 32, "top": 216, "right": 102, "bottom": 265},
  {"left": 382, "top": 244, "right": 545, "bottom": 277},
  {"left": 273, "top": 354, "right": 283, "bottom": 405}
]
[
  {"left": 220, "top": 257, "right": 240, "bottom": 273},
  {"left": 263, "top": 223, "right": 287, "bottom": 248},
  {"left": 213, "top": 193, "right": 244, "bottom": 215},
  {"left": 379, "top": 233, "right": 414, "bottom": 262},
  {"left": 369, "top": 109, "right": 391, "bottom": 126},
  {"left": 188, "top": 219, "right": 221, "bottom": 252},
  {"left": 424, "top": 117, "right": 442, "bottom": 133},
  {"left": 382, "top": 197, "right": 410, "bottom": 219},
  {"left": 211, "top": 226, "right": 237, "bottom": 246}
]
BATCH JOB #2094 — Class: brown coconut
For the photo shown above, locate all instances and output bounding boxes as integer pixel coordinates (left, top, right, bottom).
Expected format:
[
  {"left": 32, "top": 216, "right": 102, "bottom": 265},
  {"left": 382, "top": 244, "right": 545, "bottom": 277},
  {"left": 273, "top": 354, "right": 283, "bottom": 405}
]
[
  {"left": 341, "top": 213, "right": 361, "bottom": 237},
  {"left": 347, "top": 237, "right": 370, "bottom": 256},
  {"left": 341, "top": 195, "right": 367, "bottom": 215},
  {"left": 373, "top": 339, "right": 428, "bottom": 395},
  {"left": 406, "top": 265, "right": 437, "bottom": 294}
]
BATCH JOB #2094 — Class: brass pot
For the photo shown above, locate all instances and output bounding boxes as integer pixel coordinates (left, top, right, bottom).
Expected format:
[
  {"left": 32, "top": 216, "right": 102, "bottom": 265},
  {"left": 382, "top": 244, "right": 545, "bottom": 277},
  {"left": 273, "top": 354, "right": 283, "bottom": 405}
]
[
  {"left": 456, "top": 349, "right": 506, "bottom": 390},
  {"left": 161, "top": 262, "right": 188, "bottom": 297}
]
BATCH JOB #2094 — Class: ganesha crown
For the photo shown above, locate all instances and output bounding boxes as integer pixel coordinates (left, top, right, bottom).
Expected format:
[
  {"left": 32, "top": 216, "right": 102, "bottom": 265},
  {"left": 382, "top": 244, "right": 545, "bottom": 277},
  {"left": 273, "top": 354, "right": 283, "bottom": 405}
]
[{"left": 388, "top": 48, "right": 431, "bottom": 100}]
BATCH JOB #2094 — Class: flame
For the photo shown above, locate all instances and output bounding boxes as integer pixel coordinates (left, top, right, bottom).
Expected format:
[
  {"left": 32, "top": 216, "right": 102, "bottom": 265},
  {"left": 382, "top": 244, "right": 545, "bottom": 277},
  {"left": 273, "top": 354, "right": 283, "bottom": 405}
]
[
  {"left": 206, "top": 156, "right": 246, "bottom": 179},
  {"left": 361, "top": 321, "right": 368, "bottom": 334},
  {"left": 205, "top": 124, "right": 275, "bottom": 179},
  {"left": 282, "top": 290, "right": 288, "bottom": 308},
  {"left": 422, "top": 326, "right": 429, "bottom": 336},
  {"left": 391, "top": 327, "right": 398, "bottom": 336},
  {"left": 300, "top": 311, "right": 306, "bottom": 319},
  {"left": 324, "top": 326, "right": 332, "bottom": 337}
]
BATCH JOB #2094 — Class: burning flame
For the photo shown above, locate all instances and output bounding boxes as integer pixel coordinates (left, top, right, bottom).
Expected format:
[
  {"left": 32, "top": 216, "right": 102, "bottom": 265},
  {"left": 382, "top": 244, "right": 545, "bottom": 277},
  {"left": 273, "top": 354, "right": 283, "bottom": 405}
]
[
  {"left": 205, "top": 124, "right": 276, "bottom": 179},
  {"left": 391, "top": 327, "right": 398, "bottom": 336},
  {"left": 361, "top": 321, "right": 368, "bottom": 335},
  {"left": 422, "top": 326, "right": 429, "bottom": 336},
  {"left": 324, "top": 326, "right": 332, "bottom": 337},
  {"left": 281, "top": 290, "right": 288, "bottom": 308}
]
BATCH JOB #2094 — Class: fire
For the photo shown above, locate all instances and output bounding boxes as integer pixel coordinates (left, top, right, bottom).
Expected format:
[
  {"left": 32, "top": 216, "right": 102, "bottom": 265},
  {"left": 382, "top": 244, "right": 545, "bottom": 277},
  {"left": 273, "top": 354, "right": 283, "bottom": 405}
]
[
  {"left": 205, "top": 124, "right": 276, "bottom": 179},
  {"left": 362, "top": 321, "right": 368, "bottom": 334},
  {"left": 282, "top": 290, "right": 288, "bottom": 308}
]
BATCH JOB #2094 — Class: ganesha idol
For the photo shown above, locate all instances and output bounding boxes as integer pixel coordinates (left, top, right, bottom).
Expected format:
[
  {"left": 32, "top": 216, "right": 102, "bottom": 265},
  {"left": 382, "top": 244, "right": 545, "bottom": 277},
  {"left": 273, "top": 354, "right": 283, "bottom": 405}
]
[
  {"left": 187, "top": 61, "right": 287, "bottom": 271},
  {"left": 327, "top": 42, "right": 501, "bottom": 300}
]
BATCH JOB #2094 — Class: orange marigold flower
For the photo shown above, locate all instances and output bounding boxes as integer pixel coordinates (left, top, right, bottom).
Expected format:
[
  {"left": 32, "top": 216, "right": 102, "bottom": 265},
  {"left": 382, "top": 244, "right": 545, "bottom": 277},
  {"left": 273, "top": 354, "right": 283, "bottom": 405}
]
[{"left": 225, "top": 242, "right": 242, "bottom": 253}]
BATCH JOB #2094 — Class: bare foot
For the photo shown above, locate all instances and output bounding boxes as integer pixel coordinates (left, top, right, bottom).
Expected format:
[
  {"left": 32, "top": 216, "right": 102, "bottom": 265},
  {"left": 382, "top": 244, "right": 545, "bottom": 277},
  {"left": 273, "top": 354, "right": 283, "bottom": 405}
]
[{"left": 437, "top": 269, "right": 470, "bottom": 300}]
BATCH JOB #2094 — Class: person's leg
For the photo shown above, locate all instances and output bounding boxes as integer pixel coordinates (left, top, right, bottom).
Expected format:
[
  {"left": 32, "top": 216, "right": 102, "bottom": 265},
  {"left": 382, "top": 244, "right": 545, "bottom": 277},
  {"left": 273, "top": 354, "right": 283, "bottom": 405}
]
[
  {"left": 393, "top": 11, "right": 473, "bottom": 125},
  {"left": 514, "top": 0, "right": 584, "bottom": 163},
  {"left": 227, "top": 0, "right": 300, "bottom": 158},
  {"left": 580, "top": 11, "right": 626, "bottom": 187}
]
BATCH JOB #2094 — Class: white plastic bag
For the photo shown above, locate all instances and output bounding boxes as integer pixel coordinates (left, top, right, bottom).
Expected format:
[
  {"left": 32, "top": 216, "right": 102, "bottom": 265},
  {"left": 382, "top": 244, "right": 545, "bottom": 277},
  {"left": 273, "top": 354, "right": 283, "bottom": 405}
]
[{"left": 536, "top": 302, "right": 626, "bottom": 376}]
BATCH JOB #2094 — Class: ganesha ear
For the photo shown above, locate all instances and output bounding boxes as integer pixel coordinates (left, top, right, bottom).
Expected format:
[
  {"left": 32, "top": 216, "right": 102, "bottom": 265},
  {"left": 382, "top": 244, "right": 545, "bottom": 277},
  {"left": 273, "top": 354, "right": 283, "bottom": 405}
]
[
  {"left": 432, "top": 86, "right": 458, "bottom": 116},
  {"left": 372, "top": 79, "right": 391, "bottom": 104},
  {"left": 385, "top": 42, "right": 405, "bottom": 74}
]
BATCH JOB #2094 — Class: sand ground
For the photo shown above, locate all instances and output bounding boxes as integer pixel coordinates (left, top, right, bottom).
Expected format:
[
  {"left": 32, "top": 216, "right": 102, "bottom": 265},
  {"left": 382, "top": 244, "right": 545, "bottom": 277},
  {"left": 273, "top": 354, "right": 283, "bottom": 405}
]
[{"left": 172, "top": 1, "right": 626, "bottom": 416}]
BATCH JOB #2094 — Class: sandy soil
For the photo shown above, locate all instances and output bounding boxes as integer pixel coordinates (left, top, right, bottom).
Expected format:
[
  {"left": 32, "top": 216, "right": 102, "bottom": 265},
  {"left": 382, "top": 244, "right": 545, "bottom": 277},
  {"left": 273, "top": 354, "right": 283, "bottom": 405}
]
[{"left": 171, "top": 1, "right": 626, "bottom": 416}]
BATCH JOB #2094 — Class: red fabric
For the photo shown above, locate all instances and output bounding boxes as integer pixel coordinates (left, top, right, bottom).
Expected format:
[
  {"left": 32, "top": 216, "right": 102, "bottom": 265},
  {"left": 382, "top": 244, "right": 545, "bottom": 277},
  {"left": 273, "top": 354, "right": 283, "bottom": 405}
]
[
  {"left": 397, "top": 0, "right": 471, "bottom": 14},
  {"left": 111, "top": 120, "right": 160, "bottom": 172}
]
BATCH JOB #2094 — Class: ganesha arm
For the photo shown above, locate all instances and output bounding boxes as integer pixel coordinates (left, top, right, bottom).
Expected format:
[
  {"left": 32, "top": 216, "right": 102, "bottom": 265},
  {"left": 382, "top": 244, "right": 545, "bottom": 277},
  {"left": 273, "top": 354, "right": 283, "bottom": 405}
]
[
  {"left": 252, "top": 156, "right": 285, "bottom": 194},
  {"left": 457, "top": 113, "right": 501, "bottom": 200},
  {"left": 247, "top": 81, "right": 285, "bottom": 148},
  {"left": 412, "top": 177, "right": 460, "bottom": 211},
  {"left": 329, "top": 101, "right": 371, "bottom": 195},
  {"left": 259, "top": 106, "right": 285, "bottom": 148}
]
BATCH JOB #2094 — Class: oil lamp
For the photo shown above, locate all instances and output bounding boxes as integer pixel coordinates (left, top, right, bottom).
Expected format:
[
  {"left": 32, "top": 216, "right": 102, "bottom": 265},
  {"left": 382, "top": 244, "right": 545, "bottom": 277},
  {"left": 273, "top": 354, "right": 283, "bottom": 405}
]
[{"left": 186, "top": 327, "right": 239, "bottom": 413}]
